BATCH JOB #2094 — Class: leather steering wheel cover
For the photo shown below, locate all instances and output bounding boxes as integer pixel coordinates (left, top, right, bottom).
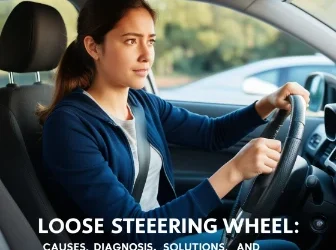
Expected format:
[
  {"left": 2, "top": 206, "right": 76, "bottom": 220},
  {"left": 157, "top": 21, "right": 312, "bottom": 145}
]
[
  {"left": 241, "top": 95, "right": 305, "bottom": 212},
  {"left": 240, "top": 109, "right": 291, "bottom": 212},
  {"left": 223, "top": 95, "right": 306, "bottom": 249}
]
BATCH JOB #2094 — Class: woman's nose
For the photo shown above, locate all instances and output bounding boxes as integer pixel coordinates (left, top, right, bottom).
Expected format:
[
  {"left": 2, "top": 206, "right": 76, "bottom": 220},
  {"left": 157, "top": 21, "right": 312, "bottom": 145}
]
[{"left": 138, "top": 44, "right": 153, "bottom": 63}]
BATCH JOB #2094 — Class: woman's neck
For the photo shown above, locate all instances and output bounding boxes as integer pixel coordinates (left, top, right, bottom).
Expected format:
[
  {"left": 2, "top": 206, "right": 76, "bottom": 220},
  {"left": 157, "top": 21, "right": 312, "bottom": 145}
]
[{"left": 86, "top": 81, "right": 132, "bottom": 121}]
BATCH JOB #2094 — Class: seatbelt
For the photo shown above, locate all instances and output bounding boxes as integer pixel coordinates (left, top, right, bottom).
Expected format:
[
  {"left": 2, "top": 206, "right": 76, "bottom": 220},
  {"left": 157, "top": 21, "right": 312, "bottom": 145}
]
[
  {"left": 0, "top": 231, "right": 10, "bottom": 250},
  {"left": 129, "top": 103, "right": 150, "bottom": 203}
]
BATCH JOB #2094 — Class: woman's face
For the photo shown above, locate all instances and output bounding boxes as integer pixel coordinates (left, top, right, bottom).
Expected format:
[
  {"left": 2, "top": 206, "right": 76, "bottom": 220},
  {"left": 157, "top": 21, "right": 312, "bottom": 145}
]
[{"left": 94, "top": 7, "right": 155, "bottom": 90}]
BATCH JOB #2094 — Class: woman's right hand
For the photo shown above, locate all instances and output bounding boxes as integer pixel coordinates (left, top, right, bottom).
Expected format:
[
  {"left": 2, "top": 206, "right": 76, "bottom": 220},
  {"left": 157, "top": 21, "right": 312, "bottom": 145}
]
[
  {"left": 208, "top": 138, "right": 281, "bottom": 199},
  {"left": 229, "top": 138, "right": 281, "bottom": 181}
]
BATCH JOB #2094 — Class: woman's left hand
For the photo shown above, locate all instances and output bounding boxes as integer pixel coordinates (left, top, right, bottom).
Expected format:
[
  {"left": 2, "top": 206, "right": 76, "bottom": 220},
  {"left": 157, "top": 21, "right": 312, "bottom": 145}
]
[{"left": 255, "top": 82, "right": 310, "bottom": 119}]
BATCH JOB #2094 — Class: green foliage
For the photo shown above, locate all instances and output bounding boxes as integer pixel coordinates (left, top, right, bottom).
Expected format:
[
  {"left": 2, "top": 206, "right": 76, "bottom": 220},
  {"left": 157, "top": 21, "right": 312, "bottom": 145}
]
[
  {"left": 149, "top": 0, "right": 316, "bottom": 76},
  {"left": 0, "top": 0, "right": 318, "bottom": 78}
]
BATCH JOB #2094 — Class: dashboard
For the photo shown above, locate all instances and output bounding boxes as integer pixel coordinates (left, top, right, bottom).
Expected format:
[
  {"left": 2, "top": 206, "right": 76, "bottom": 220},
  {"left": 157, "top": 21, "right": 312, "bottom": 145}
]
[
  {"left": 305, "top": 124, "right": 336, "bottom": 175},
  {"left": 272, "top": 71, "right": 336, "bottom": 249},
  {"left": 294, "top": 118, "right": 336, "bottom": 249},
  {"left": 305, "top": 103, "right": 336, "bottom": 176}
]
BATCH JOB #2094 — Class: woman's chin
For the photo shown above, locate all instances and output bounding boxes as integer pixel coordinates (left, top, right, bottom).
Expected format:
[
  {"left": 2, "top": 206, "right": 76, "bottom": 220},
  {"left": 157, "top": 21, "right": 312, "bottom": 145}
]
[{"left": 129, "top": 80, "right": 147, "bottom": 90}]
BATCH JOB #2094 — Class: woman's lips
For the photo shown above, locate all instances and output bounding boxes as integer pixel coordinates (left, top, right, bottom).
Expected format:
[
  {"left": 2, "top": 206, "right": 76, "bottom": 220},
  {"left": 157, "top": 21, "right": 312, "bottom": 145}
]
[{"left": 133, "top": 69, "right": 148, "bottom": 77}]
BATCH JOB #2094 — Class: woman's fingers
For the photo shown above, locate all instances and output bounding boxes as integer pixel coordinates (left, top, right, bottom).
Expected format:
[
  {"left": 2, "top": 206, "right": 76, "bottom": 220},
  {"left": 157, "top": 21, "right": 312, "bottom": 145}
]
[
  {"left": 262, "top": 166, "right": 274, "bottom": 174},
  {"left": 264, "top": 157, "right": 278, "bottom": 170},
  {"left": 266, "top": 149, "right": 281, "bottom": 162}
]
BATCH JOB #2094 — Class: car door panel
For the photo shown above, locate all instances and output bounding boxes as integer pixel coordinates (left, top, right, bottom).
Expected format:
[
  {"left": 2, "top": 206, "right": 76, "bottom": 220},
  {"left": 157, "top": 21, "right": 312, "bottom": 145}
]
[{"left": 167, "top": 100, "right": 324, "bottom": 218}]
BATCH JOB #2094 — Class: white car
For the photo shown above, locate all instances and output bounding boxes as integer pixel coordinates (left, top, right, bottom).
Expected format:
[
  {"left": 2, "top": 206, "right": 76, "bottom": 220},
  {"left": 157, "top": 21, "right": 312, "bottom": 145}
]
[{"left": 158, "top": 54, "right": 336, "bottom": 105}]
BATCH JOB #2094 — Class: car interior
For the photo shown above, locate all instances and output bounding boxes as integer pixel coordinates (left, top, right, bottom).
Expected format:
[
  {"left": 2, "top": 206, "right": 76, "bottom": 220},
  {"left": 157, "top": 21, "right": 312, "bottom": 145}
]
[{"left": 0, "top": 0, "right": 335, "bottom": 250}]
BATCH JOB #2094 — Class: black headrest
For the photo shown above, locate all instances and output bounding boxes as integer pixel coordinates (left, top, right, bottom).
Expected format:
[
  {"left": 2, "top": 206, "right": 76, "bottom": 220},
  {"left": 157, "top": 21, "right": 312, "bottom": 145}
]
[{"left": 0, "top": 1, "right": 67, "bottom": 73}]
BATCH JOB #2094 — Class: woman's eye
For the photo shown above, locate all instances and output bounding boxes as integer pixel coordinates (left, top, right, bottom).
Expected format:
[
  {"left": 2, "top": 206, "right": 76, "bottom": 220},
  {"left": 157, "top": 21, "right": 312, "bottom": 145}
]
[
  {"left": 149, "top": 39, "right": 156, "bottom": 45},
  {"left": 126, "top": 39, "right": 136, "bottom": 45}
]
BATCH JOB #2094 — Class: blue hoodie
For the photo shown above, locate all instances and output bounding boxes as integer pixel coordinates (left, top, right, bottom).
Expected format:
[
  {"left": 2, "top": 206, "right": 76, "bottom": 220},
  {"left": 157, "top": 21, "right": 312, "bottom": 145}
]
[{"left": 42, "top": 87, "right": 267, "bottom": 248}]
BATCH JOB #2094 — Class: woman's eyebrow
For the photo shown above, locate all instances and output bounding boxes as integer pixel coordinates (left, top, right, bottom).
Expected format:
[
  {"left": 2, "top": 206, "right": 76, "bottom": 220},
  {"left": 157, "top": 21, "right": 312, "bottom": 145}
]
[{"left": 121, "top": 32, "right": 156, "bottom": 37}]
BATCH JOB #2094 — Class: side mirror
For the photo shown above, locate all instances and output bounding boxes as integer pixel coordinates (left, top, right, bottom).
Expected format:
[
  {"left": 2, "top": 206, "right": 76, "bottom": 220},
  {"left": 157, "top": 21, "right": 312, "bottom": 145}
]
[
  {"left": 325, "top": 103, "right": 336, "bottom": 141},
  {"left": 304, "top": 72, "right": 336, "bottom": 112},
  {"left": 304, "top": 73, "right": 325, "bottom": 112},
  {"left": 242, "top": 77, "right": 278, "bottom": 95}
]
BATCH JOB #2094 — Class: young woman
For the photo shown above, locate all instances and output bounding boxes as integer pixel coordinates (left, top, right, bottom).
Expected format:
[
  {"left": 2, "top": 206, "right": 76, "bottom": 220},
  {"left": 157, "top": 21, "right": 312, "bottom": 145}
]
[{"left": 39, "top": 0, "right": 309, "bottom": 249}]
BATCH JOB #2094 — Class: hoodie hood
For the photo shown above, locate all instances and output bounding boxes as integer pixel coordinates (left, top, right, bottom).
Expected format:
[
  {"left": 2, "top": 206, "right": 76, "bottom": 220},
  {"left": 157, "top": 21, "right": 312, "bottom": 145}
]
[{"left": 52, "top": 87, "right": 139, "bottom": 124}]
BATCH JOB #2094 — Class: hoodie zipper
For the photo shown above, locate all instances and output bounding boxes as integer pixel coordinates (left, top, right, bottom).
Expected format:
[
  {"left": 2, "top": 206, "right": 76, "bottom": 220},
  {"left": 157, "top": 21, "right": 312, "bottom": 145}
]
[
  {"left": 151, "top": 142, "right": 177, "bottom": 198},
  {"left": 110, "top": 122, "right": 136, "bottom": 193}
]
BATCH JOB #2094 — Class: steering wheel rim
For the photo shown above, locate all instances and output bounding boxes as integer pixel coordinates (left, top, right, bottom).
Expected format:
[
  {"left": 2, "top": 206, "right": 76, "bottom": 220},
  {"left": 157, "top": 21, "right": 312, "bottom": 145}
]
[{"left": 221, "top": 95, "right": 306, "bottom": 249}]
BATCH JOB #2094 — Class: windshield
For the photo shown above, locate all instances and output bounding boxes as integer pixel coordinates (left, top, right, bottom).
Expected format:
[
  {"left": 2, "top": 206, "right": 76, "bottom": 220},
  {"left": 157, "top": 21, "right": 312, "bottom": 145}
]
[{"left": 292, "top": 0, "right": 336, "bottom": 30}]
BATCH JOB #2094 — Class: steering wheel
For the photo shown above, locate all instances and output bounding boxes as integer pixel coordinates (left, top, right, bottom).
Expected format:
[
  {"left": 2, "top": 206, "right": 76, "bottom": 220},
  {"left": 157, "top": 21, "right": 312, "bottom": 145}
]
[{"left": 221, "top": 95, "right": 306, "bottom": 249}]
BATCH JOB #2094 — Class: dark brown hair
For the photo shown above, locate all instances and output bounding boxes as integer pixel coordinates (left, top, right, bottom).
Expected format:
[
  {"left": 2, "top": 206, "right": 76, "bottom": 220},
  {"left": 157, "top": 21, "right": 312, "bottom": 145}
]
[{"left": 37, "top": 0, "right": 156, "bottom": 124}]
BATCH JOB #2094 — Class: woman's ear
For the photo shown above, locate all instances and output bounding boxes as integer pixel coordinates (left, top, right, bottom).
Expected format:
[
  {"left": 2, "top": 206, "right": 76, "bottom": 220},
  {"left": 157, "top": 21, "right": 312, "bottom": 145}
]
[{"left": 83, "top": 36, "right": 100, "bottom": 61}]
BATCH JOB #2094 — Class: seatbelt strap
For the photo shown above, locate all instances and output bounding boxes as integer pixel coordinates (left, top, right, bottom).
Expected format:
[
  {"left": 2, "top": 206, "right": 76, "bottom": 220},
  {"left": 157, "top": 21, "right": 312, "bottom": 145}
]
[{"left": 129, "top": 103, "right": 150, "bottom": 203}]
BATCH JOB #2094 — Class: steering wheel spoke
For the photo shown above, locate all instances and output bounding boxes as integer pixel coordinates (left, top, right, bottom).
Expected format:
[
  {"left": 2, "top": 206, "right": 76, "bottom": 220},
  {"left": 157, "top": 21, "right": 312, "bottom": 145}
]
[{"left": 224, "top": 208, "right": 252, "bottom": 246}]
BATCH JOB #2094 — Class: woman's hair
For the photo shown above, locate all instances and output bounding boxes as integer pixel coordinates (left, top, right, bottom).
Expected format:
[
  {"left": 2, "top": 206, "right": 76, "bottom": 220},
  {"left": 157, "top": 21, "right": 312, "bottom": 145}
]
[{"left": 36, "top": 0, "right": 156, "bottom": 124}]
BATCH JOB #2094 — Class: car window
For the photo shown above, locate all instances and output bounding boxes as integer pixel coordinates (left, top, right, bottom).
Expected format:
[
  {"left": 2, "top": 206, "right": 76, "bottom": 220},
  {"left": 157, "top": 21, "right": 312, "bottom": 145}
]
[
  {"left": 251, "top": 69, "right": 281, "bottom": 86},
  {"left": 0, "top": 0, "right": 78, "bottom": 87},
  {"left": 285, "top": 65, "right": 336, "bottom": 86},
  {"left": 149, "top": 0, "right": 334, "bottom": 116}
]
